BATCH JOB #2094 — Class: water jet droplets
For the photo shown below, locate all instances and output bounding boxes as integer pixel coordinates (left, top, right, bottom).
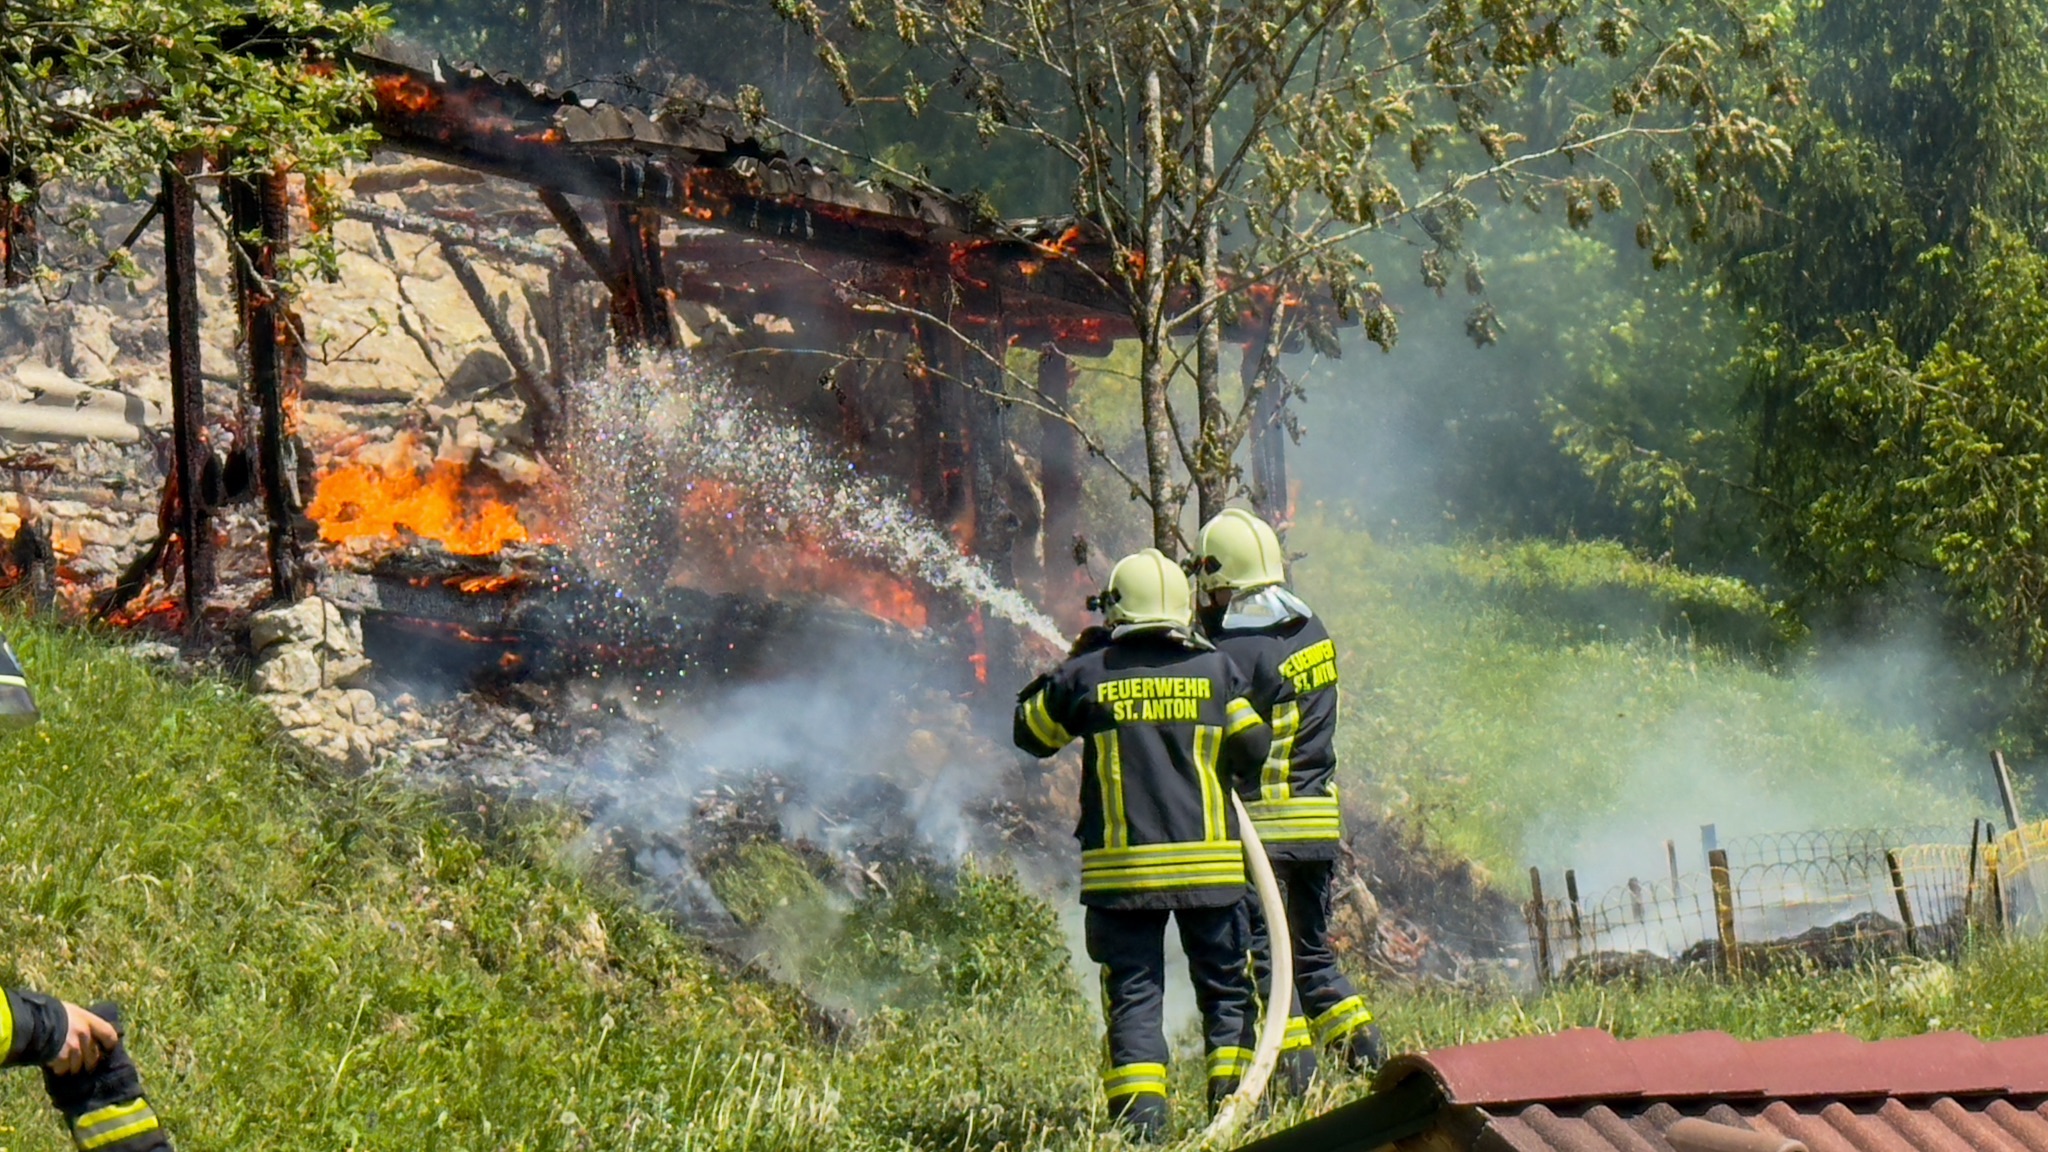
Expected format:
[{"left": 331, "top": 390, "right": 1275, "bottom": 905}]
[{"left": 558, "top": 352, "right": 1066, "bottom": 648}]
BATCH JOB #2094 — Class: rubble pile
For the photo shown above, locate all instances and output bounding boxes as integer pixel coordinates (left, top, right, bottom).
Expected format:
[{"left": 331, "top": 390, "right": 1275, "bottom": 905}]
[{"left": 247, "top": 595, "right": 402, "bottom": 769}]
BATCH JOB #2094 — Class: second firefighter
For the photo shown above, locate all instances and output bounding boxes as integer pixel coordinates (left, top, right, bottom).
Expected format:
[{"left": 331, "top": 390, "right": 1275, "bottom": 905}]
[{"left": 1195, "top": 509, "right": 1383, "bottom": 1082}]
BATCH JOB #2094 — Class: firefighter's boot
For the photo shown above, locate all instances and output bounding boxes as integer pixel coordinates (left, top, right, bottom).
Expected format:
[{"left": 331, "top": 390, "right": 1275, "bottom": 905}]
[
  {"left": 1108, "top": 1092, "right": 1168, "bottom": 1144},
  {"left": 1339, "top": 1022, "right": 1387, "bottom": 1074}
]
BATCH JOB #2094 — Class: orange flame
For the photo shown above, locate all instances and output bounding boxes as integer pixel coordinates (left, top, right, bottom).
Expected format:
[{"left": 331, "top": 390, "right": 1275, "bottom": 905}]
[{"left": 306, "top": 436, "right": 546, "bottom": 557}]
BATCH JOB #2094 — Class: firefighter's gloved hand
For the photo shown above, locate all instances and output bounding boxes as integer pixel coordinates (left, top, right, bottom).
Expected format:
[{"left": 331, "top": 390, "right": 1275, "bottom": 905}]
[{"left": 42, "top": 1003, "right": 172, "bottom": 1152}]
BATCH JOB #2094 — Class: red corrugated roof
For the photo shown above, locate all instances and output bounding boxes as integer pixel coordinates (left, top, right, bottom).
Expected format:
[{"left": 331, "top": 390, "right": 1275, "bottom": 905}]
[{"left": 1377, "top": 1029, "right": 2048, "bottom": 1107}]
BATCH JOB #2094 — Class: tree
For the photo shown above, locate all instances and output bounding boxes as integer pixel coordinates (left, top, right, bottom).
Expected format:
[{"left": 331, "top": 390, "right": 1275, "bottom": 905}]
[
  {"left": 769, "top": 0, "right": 1790, "bottom": 552},
  {"left": 1, "top": 0, "right": 384, "bottom": 274}
]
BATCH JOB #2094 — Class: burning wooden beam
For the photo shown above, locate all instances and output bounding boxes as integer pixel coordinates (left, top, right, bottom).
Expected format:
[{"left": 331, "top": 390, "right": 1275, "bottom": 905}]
[
  {"left": 603, "top": 203, "right": 678, "bottom": 347},
  {"left": 163, "top": 161, "right": 214, "bottom": 629},
  {"left": 227, "top": 169, "right": 314, "bottom": 601}
]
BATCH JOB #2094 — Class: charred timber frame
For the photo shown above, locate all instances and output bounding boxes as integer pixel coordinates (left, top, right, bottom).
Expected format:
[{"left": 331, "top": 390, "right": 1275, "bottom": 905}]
[
  {"left": 354, "top": 52, "right": 1324, "bottom": 351},
  {"left": 163, "top": 161, "right": 215, "bottom": 627},
  {"left": 603, "top": 203, "right": 678, "bottom": 348},
  {"left": 225, "top": 169, "right": 314, "bottom": 601},
  {"left": 1036, "top": 347, "right": 1082, "bottom": 591}
]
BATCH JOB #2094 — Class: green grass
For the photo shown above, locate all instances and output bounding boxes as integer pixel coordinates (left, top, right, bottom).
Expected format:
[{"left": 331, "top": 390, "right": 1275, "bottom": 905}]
[
  {"left": 0, "top": 616, "right": 1109, "bottom": 1152},
  {"left": 1292, "top": 523, "right": 1982, "bottom": 883}
]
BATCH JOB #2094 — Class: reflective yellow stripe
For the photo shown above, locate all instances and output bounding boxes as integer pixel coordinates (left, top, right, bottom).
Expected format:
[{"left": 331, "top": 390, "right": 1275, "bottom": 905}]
[
  {"left": 1194, "top": 723, "right": 1225, "bottom": 842},
  {"left": 0, "top": 991, "right": 12, "bottom": 1060},
  {"left": 1224, "top": 696, "right": 1261, "bottom": 736},
  {"left": 1261, "top": 701, "right": 1299, "bottom": 800},
  {"left": 1207, "top": 1046, "right": 1254, "bottom": 1079},
  {"left": 73, "top": 1099, "right": 159, "bottom": 1150},
  {"left": 0, "top": 674, "right": 27, "bottom": 689},
  {"left": 1244, "top": 794, "right": 1342, "bottom": 843},
  {"left": 1283, "top": 1016, "right": 1313, "bottom": 1051},
  {"left": 1081, "top": 840, "right": 1246, "bottom": 894},
  {"left": 1102, "top": 1062, "right": 1169, "bottom": 1099},
  {"left": 1095, "top": 731, "right": 1128, "bottom": 850},
  {"left": 1311, "top": 995, "right": 1375, "bottom": 1045},
  {"left": 1023, "top": 691, "right": 1072, "bottom": 749}
]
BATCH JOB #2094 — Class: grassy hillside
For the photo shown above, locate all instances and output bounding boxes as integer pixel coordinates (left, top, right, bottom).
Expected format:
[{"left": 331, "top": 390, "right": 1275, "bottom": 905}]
[
  {"left": 0, "top": 618, "right": 1104, "bottom": 1152},
  {"left": 1292, "top": 523, "right": 1982, "bottom": 885},
  {"left": 0, "top": 574, "right": 2025, "bottom": 1151}
]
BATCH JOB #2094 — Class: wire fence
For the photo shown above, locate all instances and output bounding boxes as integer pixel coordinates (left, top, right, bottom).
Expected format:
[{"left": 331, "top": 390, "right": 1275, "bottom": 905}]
[{"left": 1527, "top": 821, "right": 1991, "bottom": 984}]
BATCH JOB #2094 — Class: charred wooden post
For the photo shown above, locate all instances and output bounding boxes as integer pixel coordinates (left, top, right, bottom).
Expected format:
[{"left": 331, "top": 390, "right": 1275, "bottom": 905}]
[
  {"left": 1989, "top": 823, "right": 2008, "bottom": 933},
  {"left": 603, "top": 203, "right": 677, "bottom": 348},
  {"left": 1885, "top": 848, "right": 1918, "bottom": 955},
  {"left": 1964, "top": 817, "right": 1983, "bottom": 929},
  {"left": 1564, "top": 868, "right": 1584, "bottom": 958},
  {"left": 964, "top": 326, "right": 1015, "bottom": 585},
  {"left": 907, "top": 323, "right": 947, "bottom": 522},
  {"left": 538, "top": 189, "right": 622, "bottom": 293},
  {"left": 441, "top": 240, "right": 562, "bottom": 442},
  {"left": 1038, "top": 346, "right": 1082, "bottom": 593},
  {"left": 913, "top": 318, "right": 968, "bottom": 526},
  {"left": 0, "top": 153, "right": 33, "bottom": 287},
  {"left": 226, "top": 170, "right": 312, "bottom": 602},
  {"left": 163, "top": 162, "right": 214, "bottom": 630},
  {"left": 1526, "top": 866, "right": 1552, "bottom": 987}
]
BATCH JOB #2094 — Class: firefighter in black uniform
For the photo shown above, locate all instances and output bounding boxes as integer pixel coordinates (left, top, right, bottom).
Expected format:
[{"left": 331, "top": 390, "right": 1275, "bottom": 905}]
[
  {"left": 1194, "top": 509, "right": 1383, "bottom": 1081},
  {"left": 1014, "top": 548, "right": 1272, "bottom": 1142}
]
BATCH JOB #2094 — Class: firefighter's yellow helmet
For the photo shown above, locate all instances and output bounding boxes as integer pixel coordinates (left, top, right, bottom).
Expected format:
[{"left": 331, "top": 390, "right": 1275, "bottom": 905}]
[
  {"left": 1194, "top": 508, "right": 1286, "bottom": 593},
  {"left": 1097, "top": 548, "right": 1193, "bottom": 629}
]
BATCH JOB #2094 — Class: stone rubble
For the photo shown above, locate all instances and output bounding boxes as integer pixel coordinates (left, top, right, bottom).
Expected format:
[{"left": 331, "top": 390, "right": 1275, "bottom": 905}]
[{"left": 246, "top": 596, "right": 399, "bottom": 769}]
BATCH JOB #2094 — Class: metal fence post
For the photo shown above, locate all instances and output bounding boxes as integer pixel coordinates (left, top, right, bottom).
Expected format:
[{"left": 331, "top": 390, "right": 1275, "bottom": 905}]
[{"left": 1708, "top": 848, "right": 1739, "bottom": 978}]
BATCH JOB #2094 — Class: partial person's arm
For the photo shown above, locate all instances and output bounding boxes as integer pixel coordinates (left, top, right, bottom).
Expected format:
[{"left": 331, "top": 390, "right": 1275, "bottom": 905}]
[
  {"left": 1014, "top": 667, "right": 1077, "bottom": 757},
  {"left": 4, "top": 990, "right": 115, "bottom": 1072},
  {"left": 1220, "top": 657, "right": 1272, "bottom": 782}
]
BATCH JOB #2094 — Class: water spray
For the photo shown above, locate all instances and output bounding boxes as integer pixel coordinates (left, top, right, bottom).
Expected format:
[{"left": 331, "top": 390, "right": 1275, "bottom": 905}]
[{"left": 559, "top": 352, "right": 1066, "bottom": 648}]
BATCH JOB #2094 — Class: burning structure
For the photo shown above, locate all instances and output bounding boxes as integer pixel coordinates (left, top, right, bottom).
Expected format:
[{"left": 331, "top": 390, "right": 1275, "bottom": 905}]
[{"left": 0, "top": 34, "right": 1497, "bottom": 988}]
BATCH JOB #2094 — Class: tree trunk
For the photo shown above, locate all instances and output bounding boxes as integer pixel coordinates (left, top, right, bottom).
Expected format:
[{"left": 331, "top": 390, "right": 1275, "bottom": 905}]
[
  {"left": 1138, "top": 66, "right": 1178, "bottom": 555},
  {"left": 1193, "top": 117, "right": 1226, "bottom": 526}
]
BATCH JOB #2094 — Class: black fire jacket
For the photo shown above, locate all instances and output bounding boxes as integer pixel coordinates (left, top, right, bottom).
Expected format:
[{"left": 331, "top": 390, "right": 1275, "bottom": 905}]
[
  {"left": 1014, "top": 628, "right": 1272, "bottom": 909},
  {"left": 1209, "top": 609, "right": 1343, "bottom": 861},
  {"left": 3, "top": 988, "right": 68, "bottom": 1068}
]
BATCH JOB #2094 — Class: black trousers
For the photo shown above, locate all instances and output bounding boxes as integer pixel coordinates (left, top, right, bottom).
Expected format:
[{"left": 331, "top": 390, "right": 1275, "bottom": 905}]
[
  {"left": 1244, "top": 858, "right": 1373, "bottom": 1070},
  {"left": 1084, "top": 903, "right": 1257, "bottom": 1123}
]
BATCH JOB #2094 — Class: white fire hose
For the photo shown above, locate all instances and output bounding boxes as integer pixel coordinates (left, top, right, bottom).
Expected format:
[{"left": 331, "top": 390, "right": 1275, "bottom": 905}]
[{"left": 1200, "top": 792, "right": 1292, "bottom": 1147}]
